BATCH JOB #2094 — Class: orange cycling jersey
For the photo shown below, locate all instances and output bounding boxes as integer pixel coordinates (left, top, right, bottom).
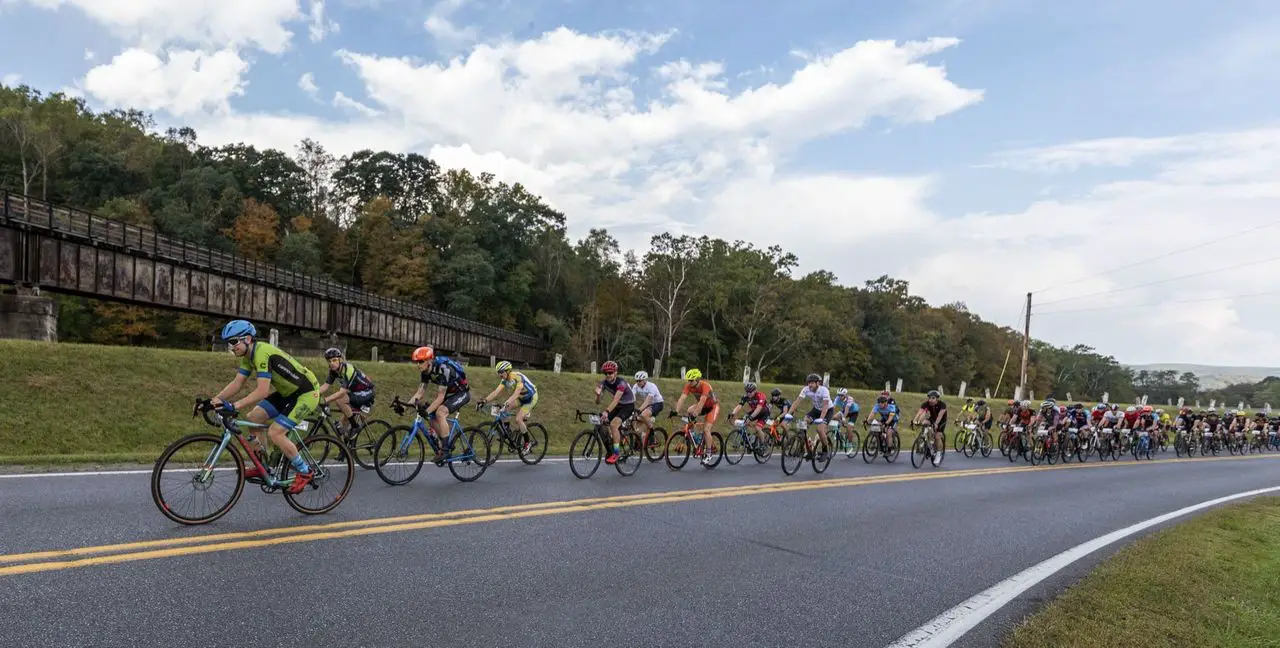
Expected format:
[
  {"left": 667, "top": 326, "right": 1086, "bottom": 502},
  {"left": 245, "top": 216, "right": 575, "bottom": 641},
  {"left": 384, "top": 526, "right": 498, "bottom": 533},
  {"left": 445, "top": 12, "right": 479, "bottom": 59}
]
[{"left": 682, "top": 381, "right": 717, "bottom": 404}]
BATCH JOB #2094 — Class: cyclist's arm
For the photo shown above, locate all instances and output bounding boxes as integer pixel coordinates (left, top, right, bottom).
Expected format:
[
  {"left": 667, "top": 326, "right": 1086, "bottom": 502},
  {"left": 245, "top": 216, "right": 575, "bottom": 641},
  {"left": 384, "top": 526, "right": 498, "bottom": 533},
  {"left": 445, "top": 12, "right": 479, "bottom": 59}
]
[
  {"left": 213, "top": 373, "right": 248, "bottom": 403},
  {"left": 638, "top": 392, "right": 654, "bottom": 411},
  {"left": 674, "top": 394, "right": 687, "bottom": 414},
  {"left": 234, "top": 377, "right": 272, "bottom": 413},
  {"left": 604, "top": 387, "right": 623, "bottom": 414},
  {"left": 503, "top": 383, "right": 524, "bottom": 409},
  {"left": 425, "top": 384, "right": 447, "bottom": 413}
]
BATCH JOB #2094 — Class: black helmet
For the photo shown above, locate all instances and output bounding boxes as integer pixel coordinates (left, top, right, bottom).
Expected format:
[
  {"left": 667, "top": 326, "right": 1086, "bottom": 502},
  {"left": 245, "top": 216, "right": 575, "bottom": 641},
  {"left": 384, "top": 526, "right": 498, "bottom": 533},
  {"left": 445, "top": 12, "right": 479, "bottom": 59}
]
[
  {"left": 806, "top": 373, "right": 821, "bottom": 384},
  {"left": 324, "top": 347, "right": 343, "bottom": 360},
  {"left": 976, "top": 399, "right": 986, "bottom": 406},
  {"left": 744, "top": 382, "right": 757, "bottom": 393},
  {"left": 876, "top": 395, "right": 888, "bottom": 404},
  {"left": 770, "top": 388, "right": 782, "bottom": 397},
  {"left": 927, "top": 390, "right": 940, "bottom": 398}
]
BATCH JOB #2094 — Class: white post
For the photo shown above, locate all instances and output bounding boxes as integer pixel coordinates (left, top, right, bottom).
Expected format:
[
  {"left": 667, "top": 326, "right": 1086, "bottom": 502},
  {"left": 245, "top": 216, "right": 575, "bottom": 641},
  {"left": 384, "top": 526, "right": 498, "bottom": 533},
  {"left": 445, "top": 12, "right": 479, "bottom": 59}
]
[
  {"left": 1013, "top": 386, "right": 1022, "bottom": 401},
  {"left": 1167, "top": 398, "right": 1172, "bottom": 406},
  {"left": 489, "top": 355, "right": 496, "bottom": 367},
  {"left": 1267, "top": 403, "right": 1272, "bottom": 414},
  {"left": 753, "top": 370, "right": 761, "bottom": 384},
  {"left": 937, "top": 385, "right": 944, "bottom": 396},
  {"left": 895, "top": 378, "right": 903, "bottom": 393},
  {"left": 590, "top": 361, "right": 598, "bottom": 374},
  {"left": 1029, "top": 390, "right": 1035, "bottom": 401},
  {"left": 680, "top": 366, "right": 687, "bottom": 381},
  {"left": 1141, "top": 394, "right": 1149, "bottom": 405},
  {"left": 371, "top": 346, "right": 378, "bottom": 362},
  {"left": 1210, "top": 399, "right": 1216, "bottom": 409},
  {"left": 1177, "top": 397, "right": 1185, "bottom": 407},
  {"left": 1102, "top": 391, "right": 1109, "bottom": 403},
  {"left": 653, "top": 358, "right": 662, "bottom": 378},
  {"left": 984, "top": 388, "right": 991, "bottom": 400},
  {"left": 958, "top": 381, "right": 967, "bottom": 399},
  {"left": 1239, "top": 400, "right": 1246, "bottom": 411},
  {"left": 269, "top": 328, "right": 279, "bottom": 346},
  {"left": 1066, "top": 392, "right": 1072, "bottom": 402},
  {"left": 884, "top": 381, "right": 891, "bottom": 393},
  {"left": 1195, "top": 399, "right": 1201, "bottom": 408},
  {"left": 823, "top": 372, "right": 831, "bottom": 387},
  {"left": 743, "top": 365, "right": 751, "bottom": 383},
  {"left": 554, "top": 353, "right": 563, "bottom": 374}
]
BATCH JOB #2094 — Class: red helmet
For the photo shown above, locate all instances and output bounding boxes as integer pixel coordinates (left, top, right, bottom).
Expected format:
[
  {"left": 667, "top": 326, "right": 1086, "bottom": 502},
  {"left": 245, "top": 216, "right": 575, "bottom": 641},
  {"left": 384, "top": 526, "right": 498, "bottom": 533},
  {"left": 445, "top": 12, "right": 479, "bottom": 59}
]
[
  {"left": 411, "top": 346, "right": 435, "bottom": 362},
  {"left": 601, "top": 360, "right": 619, "bottom": 374}
]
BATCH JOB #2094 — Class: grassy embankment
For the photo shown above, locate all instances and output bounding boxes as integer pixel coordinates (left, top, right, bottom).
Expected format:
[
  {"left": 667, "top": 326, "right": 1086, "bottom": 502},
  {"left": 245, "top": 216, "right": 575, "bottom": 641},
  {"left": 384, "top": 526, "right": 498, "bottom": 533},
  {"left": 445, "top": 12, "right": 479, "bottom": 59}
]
[
  {"left": 1005, "top": 496, "right": 1280, "bottom": 647},
  {"left": 1, "top": 339, "right": 1042, "bottom": 465}
]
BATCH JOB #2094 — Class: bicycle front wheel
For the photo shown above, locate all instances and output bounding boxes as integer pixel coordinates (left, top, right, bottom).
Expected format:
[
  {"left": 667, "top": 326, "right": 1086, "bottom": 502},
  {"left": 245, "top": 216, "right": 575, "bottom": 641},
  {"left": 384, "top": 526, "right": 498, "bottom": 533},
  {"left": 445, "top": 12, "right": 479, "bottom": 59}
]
[
  {"left": 283, "top": 434, "right": 354, "bottom": 515},
  {"left": 780, "top": 432, "right": 805, "bottom": 475},
  {"left": 519, "top": 423, "right": 549, "bottom": 465},
  {"left": 570, "top": 430, "right": 603, "bottom": 479},
  {"left": 645, "top": 426, "right": 668, "bottom": 463},
  {"left": 374, "top": 425, "right": 425, "bottom": 486},
  {"left": 151, "top": 433, "right": 245, "bottom": 526},
  {"left": 724, "top": 429, "right": 747, "bottom": 465},
  {"left": 448, "top": 428, "right": 491, "bottom": 482},
  {"left": 615, "top": 431, "right": 644, "bottom": 476}
]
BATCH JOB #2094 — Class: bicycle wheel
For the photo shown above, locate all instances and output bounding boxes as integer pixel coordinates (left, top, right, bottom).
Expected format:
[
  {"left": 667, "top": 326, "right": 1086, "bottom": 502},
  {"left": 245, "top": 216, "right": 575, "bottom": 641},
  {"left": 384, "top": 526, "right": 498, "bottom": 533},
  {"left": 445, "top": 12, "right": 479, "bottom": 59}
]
[
  {"left": 862, "top": 431, "right": 880, "bottom": 463},
  {"left": 645, "top": 426, "right": 668, "bottom": 463},
  {"left": 484, "top": 425, "right": 504, "bottom": 466},
  {"left": 910, "top": 436, "right": 927, "bottom": 468},
  {"left": 812, "top": 435, "right": 833, "bottom": 474},
  {"left": 724, "top": 428, "right": 747, "bottom": 465},
  {"left": 448, "top": 428, "right": 491, "bottom": 482},
  {"left": 754, "top": 429, "right": 774, "bottom": 463},
  {"left": 570, "top": 430, "right": 604, "bottom": 479},
  {"left": 780, "top": 431, "right": 805, "bottom": 475},
  {"left": 952, "top": 429, "right": 966, "bottom": 453},
  {"left": 962, "top": 433, "right": 977, "bottom": 458},
  {"left": 980, "top": 431, "right": 993, "bottom": 458},
  {"left": 615, "top": 431, "right": 644, "bottom": 476},
  {"left": 665, "top": 431, "right": 691, "bottom": 471},
  {"left": 353, "top": 418, "right": 391, "bottom": 469},
  {"left": 374, "top": 425, "right": 425, "bottom": 486},
  {"left": 844, "top": 430, "right": 861, "bottom": 460},
  {"left": 518, "top": 422, "right": 549, "bottom": 465},
  {"left": 701, "top": 432, "right": 724, "bottom": 469},
  {"left": 282, "top": 434, "right": 354, "bottom": 515},
  {"left": 151, "top": 433, "right": 245, "bottom": 525},
  {"left": 885, "top": 431, "right": 902, "bottom": 463}
]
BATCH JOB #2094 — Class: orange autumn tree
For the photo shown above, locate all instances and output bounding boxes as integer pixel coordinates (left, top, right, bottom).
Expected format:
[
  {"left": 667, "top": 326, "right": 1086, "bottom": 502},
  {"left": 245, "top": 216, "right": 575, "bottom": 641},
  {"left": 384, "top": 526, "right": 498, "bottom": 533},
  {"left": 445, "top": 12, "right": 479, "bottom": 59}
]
[{"left": 223, "top": 198, "right": 280, "bottom": 261}]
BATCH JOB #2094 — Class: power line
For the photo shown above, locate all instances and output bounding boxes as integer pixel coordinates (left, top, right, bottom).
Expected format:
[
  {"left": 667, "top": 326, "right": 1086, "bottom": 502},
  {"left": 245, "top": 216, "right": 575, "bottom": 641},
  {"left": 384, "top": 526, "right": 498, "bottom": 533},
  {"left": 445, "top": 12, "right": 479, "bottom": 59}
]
[
  {"left": 1034, "top": 288, "right": 1280, "bottom": 315},
  {"left": 1030, "top": 218, "right": 1280, "bottom": 294},
  {"left": 1033, "top": 254, "right": 1280, "bottom": 308}
]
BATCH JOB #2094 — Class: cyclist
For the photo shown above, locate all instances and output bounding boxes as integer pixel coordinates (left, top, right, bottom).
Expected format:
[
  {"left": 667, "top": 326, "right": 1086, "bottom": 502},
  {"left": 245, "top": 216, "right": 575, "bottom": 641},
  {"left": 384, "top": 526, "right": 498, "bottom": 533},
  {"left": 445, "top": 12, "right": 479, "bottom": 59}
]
[
  {"left": 632, "top": 371, "right": 664, "bottom": 445},
  {"left": 732, "top": 382, "right": 772, "bottom": 447},
  {"left": 795, "top": 373, "right": 834, "bottom": 457},
  {"left": 1033, "top": 399, "right": 1061, "bottom": 453},
  {"left": 832, "top": 388, "right": 860, "bottom": 426},
  {"left": 866, "top": 394, "right": 898, "bottom": 448},
  {"left": 673, "top": 368, "right": 720, "bottom": 466},
  {"left": 479, "top": 360, "right": 538, "bottom": 455},
  {"left": 317, "top": 347, "right": 376, "bottom": 437},
  {"left": 409, "top": 346, "right": 471, "bottom": 463},
  {"left": 210, "top": 320, "right": 316, "bottom": 493},
  {"left": 973, "top": 398, "right": 993, "bottom": 434},
  {"left": 594, "top": 360, "right": 635, "bottom": 465},
  {"left": 911, "top": 390, "right": 948, "bottom": 466},
  {"left": 768, "top": 388, "right": 794, "bottom": 438},
  {"left": 960, "top": 398, "right": 976, "bottom": 424}
]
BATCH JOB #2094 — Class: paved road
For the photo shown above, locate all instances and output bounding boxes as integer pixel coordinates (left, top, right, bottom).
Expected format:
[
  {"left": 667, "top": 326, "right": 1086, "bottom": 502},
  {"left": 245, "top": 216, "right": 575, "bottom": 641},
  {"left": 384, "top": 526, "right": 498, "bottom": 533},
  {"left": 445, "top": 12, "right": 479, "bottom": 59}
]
[{"left": 1, "top": 450, "right": 1277, "bottom": 648}]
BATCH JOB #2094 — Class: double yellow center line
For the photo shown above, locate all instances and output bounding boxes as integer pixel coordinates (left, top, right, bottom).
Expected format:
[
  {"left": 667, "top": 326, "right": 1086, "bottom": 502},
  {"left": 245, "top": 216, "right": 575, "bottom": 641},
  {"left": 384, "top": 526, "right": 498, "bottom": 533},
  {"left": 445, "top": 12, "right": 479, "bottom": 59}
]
[{"left": 2, "top": 453, "right": 1276, "bottom": 578}]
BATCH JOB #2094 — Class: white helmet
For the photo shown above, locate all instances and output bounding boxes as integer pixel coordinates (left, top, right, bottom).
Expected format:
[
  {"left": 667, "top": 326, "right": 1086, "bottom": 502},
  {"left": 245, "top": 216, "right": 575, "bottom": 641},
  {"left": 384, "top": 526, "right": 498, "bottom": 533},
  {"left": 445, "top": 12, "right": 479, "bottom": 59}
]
[
  {"left": 1126, "top": 406, "right": 1136, "bottom": 413},
  {"left": 837, "top": 388, "right": 848, "bottom": 396},
  {"left": 634, "top": 371, "right": 648, "bottom": 381}
]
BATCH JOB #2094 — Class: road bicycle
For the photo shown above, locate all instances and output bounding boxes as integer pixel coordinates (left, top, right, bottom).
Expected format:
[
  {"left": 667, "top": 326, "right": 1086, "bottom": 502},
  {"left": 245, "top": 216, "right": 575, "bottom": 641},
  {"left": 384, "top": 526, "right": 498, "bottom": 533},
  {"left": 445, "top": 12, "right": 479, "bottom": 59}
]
[
  {"left": 958, "top": 421, "right": 993, "bottom": 459},
  {"left": 665, "top": 412, "right": 724, "bottom": 471},
  {"left": 303, "top": 401, "right": 391, "bottom": 470},
  {"left": 828, "top": 417, "right": 861, "bottom": 460},
  {"left": 472, "top": 401, "right": 549, "bottom": 466},
  {"left": 568, "top": 409, "right": 643, "bottom": 478},
  {"left": 909, "top": 422, "right": 945, "bottom": 469},
  {"left": 724, "top": 417, "right": 774, "bottom": 465},
  {"left": 372, "top": 396, "right": 491, "bottom": 485},
  {"left": 860, "top": 419, "right": 901, "bottom": 464},
  {"left": 150, "top": 398, "right": 354, "bottom": 525},
  {"left": 1131, "top": 428, "right": 1153, "bottom": 461},
  {"left": 781, "top": 417, "right": 833, "bottom": 475}
]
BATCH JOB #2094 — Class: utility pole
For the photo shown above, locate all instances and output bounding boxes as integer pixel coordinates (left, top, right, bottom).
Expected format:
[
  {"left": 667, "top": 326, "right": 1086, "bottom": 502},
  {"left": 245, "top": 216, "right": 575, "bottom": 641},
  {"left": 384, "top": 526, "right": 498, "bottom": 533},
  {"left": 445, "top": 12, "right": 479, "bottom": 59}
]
[{"left": 1018, "top": 292, "right": 1031, "bottom": 400}]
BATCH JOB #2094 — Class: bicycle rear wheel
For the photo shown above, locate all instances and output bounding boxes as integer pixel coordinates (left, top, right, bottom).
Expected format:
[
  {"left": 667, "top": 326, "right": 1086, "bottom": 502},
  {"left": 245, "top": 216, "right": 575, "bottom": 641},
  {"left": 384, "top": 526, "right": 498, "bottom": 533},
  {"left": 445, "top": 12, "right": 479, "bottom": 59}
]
[
  {"left": 151, "top": 433, "right": 245, "bottom": 525},
  {"left": 615, "top": 431, "right": 644, "bottom": 476},
  {"left": 448, "top": 428, "right": 491, "bottom": 482},
  {"left": 482, "top": 425, "right": 504, "bottom": 466},
  {"left": 353, "top": 418, "right": 391, "bottom": 469},
  {"left": 283, "top": 434, "right": 354, "bottom": 515},
  {"left": 644, "top": 426, "right": 668, "bottom": 463},
  {"left": 724, "top": 429, "right": 747, "bottom": 465}
]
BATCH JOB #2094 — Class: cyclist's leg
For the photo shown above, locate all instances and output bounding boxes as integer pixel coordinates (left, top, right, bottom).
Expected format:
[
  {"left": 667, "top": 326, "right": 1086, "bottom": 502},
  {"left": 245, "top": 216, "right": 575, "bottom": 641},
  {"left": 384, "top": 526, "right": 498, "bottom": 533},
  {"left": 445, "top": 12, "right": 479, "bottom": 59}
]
[
  {"left": 331, "top": 390, "right": 353, "bottom": 422},
  {"left": 515, "top": 392, "right": 535, "bottom": 437},
  {"left": 704, "top": 404, "right": 721, "bottom": 454}
]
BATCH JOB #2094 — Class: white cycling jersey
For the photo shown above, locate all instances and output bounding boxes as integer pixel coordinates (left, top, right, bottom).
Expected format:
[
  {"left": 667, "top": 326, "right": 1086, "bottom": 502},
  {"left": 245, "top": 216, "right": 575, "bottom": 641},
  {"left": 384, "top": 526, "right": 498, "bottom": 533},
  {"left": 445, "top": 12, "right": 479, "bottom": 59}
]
[{"left": 797, "top": 385, "right": 832, "bottom": 411}]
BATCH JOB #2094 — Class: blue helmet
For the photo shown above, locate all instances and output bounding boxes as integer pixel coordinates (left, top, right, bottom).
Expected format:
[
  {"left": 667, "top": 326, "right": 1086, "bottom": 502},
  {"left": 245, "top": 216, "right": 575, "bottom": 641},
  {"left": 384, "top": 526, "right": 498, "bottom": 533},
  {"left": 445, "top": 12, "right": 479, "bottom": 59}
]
[{"left": 220, "top": 319, "right": 257, "bottom": 341}]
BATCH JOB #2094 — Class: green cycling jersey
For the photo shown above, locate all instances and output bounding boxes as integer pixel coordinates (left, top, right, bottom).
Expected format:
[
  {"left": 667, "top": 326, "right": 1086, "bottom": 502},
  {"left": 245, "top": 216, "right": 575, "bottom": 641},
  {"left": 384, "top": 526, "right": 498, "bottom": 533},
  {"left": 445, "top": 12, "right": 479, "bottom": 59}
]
[{"left": 237, "top": 341, "right": 318, "bottom": 396}]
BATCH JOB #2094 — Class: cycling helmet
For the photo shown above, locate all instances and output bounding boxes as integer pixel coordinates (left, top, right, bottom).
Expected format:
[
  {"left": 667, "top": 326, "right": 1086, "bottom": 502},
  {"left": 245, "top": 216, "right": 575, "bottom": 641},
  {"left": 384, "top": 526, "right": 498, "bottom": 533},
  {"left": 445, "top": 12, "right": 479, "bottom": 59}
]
[
  {"left": 1074, "top": 403, "right": 1084, "bottom": 410},
  {"left": 838, "top": 388, "right": 849, "bottom": 397},
  {"left": 685, "top": 368, "right": 702, "bottom": 381},
  {"left": 411, "top": 346, "right": 434, "bottom": 362},
  {"left": 744, "top": 382, "right": 757, "bottom": 393},
  {"left": 220, "top": 319, "right": 256, "bottom": 341},
  {"left": 1208, "top": 407, "right": 1218, "bottom": 414},
  {"left": 634, "top": 371, "right": 648, "bottom": 381},
  {"left": 1022, "top": 400, "right": 1031, "bottom": 407},
  {"left": 1142, "top": 405, "right": 1153, "bottom": 413},
  {"left": 601, "top": 360, "right": 619, "bottom": 374},
  {"left": 876, "top": 396, "right": 888, "bottom": 404},
  {"left": 976, "top": 399, "right": 986, "bottom": 406},
  {"left": 324, "top": 347, "right": 343, "bottom": 360},
  {"left": 928, "top": 390, "right": 940, "bottom": 398},
  {"left": 1094, "top": 404, "right": 1106, "bottom": 411},
  {"left": 1007, "top": 399, "right": 1016, "bottom": 406},
  {"left": 770, "top": 388, "right": 782, "bottom": 397},
  {"left": 1041, "top": 400, "right": 1054, "bottom": 410},
  {"left": 1155, "top": 408, "right": 1164, "bottom": 415},
  {"left": 966, "top": 397, "right": 974, "bottom": 403},
  {"left": 495, "top": 360, "right": 513, "bottom": 373},
  {"left": 1126, "top": 406, "right": 1136, "bottom": 413},
  {"left": 806, "top": 373, "right": 821, "bottom": 384}
]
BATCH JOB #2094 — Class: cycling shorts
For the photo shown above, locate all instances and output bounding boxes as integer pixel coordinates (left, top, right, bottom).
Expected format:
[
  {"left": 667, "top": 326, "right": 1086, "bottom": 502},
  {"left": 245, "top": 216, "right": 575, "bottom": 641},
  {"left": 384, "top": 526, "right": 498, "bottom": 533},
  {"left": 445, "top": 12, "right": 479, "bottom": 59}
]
[
  {"left": 257, "top": 390, "right": 319, "bottom": 431},
  {"left": 516, "top": 391, "right": 538, "bottom": 416},
  {"left": 607, "top": 402, "right": 635, "bottom": 423}
]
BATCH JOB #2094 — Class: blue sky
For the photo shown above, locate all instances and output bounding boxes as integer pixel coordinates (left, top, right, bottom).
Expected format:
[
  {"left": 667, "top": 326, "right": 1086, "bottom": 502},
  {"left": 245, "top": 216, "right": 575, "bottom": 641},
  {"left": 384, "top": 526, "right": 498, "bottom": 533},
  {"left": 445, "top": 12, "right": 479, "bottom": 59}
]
[{"left": 3, "top": 0, "right": 1280, "bottom": 366}]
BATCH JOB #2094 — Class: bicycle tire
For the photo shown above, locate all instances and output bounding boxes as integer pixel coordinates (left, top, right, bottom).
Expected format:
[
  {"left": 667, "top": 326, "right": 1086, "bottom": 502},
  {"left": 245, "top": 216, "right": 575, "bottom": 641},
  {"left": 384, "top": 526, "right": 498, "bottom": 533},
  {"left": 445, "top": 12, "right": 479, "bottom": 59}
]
[
  {"left": 519, "top": 422, "right": 549, "bottom": 465},
  {"left": 910, "top": 436, "right": 926, "bottom": 469},
  {"left": 570, "top": 430, "right": 603, "bottom": 479},
  {"left": 353, "top": 418, "right": 391, "bottom": 469},
  {"left": 885, "top": 431, "right": 902, "bottom": 463},
  {"left": 724, "top": 428, "right": 747, "bottom": 465},
  {"left": 701, "top": 432, "right": 724, "bottom": 469},
  {"left": 754, "top": 430, "right": 774, "bottom": 463},
  {"left": 780, "top": 431, "right": 804, "bottom": 475},
  {"left": 151, "top": 433, "right": 246, "bottom": 526},
  {"left": 645, "top": 426, "right": 668, "bottom": 463},
  {"left": 844, "top": 430, "right": 861, "bottom": 460},
  {"left": 282, "top": 434, "right": 354, "bottom": 515},
  {"left": 665, "top": 430, "right": 691, "bottom": 471},
  {"left": 812, "top": 435, "right": 833, "bottom": 474},
  {"left": 484, "top": 424, "right": 505, "bottom": 466},
  {"left": 615, "top": 431, "right": 643, "bottom": 476},
  {"left": 373, "top": 425, "right": 425, "bottom": 486},
  {"left": 981, "top": 431, "right": 993, "bottom": 458},
  {"left": 861, "top": 431, "right": 879, "bottom": 463},
  {"left": 448, "top": 429, "right": 490, "bottom": 482}
]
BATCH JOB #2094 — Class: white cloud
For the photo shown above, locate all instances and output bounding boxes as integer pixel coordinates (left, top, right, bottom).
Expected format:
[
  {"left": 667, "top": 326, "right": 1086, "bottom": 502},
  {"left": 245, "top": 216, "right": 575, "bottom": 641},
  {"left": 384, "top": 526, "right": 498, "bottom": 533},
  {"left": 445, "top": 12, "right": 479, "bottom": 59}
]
[
  {"left": 81, "top": 48, "right": 249, "bottom": 116},
  {"left": 298, "top": 72, "right": 319, "bottom": 98},
  {"left": 16, "top": 0, "right": 303, "bottom": 53},
  {"left": 332, "top": 91, "right": 379, "bottom": 117},
  {"left": 424, "top": 0, "right": 477, "bottom": 49},
  {"left": 2, "top": 73, "right": 21, "bottom": 86},
  {"left": 307, "top": 0, "right": 339, "bottom": 43},
  {"left": 83, "top": 48, "right": 95, "bottom": 61}
]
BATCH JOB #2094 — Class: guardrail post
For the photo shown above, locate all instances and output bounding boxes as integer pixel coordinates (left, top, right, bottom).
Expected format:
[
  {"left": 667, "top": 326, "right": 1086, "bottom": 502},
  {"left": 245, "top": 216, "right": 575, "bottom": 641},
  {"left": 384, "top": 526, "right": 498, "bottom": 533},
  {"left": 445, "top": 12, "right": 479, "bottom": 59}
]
[
  {"left": 372, "top": 346, "right": 379, "bottom": 362},
  {"left": 554, "top": 353, "right": 563, "bottom": 373}
]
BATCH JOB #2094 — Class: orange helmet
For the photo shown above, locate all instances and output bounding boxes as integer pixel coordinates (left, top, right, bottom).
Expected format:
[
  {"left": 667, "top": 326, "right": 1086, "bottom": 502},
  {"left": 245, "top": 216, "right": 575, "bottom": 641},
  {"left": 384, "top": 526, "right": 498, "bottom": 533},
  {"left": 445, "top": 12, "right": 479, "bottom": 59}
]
[
  {"left": 411, "top": 346, "right": 435, "bottom": 362},
  {"left": 1142, "top": 405, "right": 1153, "bottom": 413}
]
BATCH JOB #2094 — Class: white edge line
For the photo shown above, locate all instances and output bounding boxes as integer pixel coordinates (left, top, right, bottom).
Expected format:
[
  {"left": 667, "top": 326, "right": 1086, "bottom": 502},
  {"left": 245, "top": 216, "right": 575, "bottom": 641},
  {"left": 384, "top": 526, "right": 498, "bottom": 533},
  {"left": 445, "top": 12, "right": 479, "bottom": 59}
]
[{"left": 885, "top": 484, "right": 1280, "bottom": 648}]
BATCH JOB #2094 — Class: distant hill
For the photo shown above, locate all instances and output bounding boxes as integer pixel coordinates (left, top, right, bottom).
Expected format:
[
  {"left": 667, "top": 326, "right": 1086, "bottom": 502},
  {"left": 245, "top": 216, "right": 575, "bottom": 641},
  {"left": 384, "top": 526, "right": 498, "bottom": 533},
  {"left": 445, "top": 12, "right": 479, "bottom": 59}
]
[{"left": 1129, "top": 364, "right": 1280, "bottom": 390}]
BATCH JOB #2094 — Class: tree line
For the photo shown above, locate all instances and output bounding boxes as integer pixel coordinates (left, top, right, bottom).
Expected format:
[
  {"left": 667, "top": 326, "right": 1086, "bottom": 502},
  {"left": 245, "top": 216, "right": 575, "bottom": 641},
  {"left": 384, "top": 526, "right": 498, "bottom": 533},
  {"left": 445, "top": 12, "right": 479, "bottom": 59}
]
[{"left": 0, "top": 82, "right": 1216, "bottom": 402}]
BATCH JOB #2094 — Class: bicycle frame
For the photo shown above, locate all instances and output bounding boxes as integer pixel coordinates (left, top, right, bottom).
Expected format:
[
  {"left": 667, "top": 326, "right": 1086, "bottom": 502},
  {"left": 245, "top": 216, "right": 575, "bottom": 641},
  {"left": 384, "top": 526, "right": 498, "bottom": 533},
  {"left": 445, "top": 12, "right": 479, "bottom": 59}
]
[
  {"left": 199, "top": 410, "right": 312, "bottom": 490},
  {"left": 399, "top": 410, "right": 474, "bottom": 462}
]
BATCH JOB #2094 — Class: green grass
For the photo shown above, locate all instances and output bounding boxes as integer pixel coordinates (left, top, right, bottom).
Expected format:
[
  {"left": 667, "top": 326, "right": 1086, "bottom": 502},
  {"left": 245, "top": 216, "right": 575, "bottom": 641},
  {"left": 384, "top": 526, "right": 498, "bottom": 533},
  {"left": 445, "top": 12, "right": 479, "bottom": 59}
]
[
  {"left": 0, "top": 338, "right": 1098, "bottom": 465},
  {"left": 1005, "top": 496, "right": 1280, "bottom": 648}
]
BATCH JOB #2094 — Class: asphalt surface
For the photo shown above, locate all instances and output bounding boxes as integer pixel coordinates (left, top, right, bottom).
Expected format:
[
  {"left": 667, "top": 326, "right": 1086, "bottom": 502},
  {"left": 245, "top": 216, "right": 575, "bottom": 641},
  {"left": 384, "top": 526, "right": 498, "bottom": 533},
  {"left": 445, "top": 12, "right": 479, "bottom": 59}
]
[{"left": 1, "top": 448, "right": 1278, "bottom": 648}]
